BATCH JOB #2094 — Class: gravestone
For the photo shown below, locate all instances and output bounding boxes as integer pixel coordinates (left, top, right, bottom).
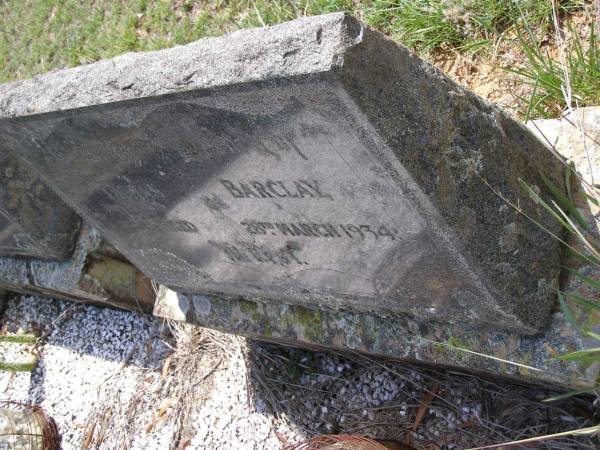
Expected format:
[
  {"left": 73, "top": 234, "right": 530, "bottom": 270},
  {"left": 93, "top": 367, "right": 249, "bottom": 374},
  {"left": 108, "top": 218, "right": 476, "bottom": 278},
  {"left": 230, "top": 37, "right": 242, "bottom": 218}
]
[
  {"left": 0, "top": 153, "right": 80, "bottom": 260},
  {"left": 0, "top": 13, "right": 563, "bottom": 334},
  {"left": 156, "top": 107, "right": 600, "bottom": 389}
]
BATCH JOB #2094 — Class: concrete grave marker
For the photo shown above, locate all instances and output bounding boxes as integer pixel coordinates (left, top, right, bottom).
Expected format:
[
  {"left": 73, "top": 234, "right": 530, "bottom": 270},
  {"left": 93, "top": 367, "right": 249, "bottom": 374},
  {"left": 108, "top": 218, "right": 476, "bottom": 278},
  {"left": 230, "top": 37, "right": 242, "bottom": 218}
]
[
  {"left": 0, "top": 13, "right": 563, "bottom": 333},
  {"left": 0, "top": 153, "right": 80, "bottom": 260}
]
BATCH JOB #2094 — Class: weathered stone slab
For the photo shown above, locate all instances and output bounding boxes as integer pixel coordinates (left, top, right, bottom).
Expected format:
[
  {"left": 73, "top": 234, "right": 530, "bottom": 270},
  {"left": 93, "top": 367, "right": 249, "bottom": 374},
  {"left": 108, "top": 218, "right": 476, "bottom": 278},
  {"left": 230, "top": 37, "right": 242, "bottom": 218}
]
[
  {"left": 153, "top": 107, "right": 600, "bottom": 389},
  {"left": 0, "top": 153, "right": 80, "bottom": 260},
  {"left": 0, "top": 13, "right": 563, "bottom": 333}
]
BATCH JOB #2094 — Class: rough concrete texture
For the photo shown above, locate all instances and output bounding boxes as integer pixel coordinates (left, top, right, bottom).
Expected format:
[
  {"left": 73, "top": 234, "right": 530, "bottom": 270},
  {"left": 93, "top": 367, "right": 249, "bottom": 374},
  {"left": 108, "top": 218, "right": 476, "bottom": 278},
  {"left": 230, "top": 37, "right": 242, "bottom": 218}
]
[
  {"left": 0, "top": 13, "right": 563, "bottom": 333},
  {"left": 0, "top": 226, "right": 155, "bottom": 312},
  {"left": 528, "top": 107, "right": 600, "bottom": 187},
  {"left": 0, "top": 153, "right": 80, "bottom": 259}
]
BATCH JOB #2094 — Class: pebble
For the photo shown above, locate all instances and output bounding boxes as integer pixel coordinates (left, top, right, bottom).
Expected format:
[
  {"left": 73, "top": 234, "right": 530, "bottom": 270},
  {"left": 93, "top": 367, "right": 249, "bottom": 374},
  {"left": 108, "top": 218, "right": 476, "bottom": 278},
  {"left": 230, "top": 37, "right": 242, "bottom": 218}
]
[{"left": 1, "top": 295, "right": 592, "bottom": 449}]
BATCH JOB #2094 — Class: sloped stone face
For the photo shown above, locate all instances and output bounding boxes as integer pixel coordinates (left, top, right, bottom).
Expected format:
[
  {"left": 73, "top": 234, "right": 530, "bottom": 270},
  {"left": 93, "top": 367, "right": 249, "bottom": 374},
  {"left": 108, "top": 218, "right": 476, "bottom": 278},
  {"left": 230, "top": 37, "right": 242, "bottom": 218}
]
[
  {"left": 0, "top": 13, "right": 563, "bottom": 333},
  {"left": 334, "top": 24, "right": 565, "bottom": 332},
  {"left": 0, "top": 153, "right": 80, "bottom": 260}
]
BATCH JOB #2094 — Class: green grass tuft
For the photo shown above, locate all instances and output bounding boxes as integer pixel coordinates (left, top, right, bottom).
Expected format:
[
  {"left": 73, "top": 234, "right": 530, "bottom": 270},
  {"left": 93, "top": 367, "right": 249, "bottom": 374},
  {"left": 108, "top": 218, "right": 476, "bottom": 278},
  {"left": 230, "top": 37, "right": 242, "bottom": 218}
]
[
  {"left": 364, "top": 0, "right": 580, "bottom": 53},
  {"left": 513, "top": 18, "right": 600, "bottom": 119},
  {"left": 521, "top": 173, "right": 600, "bottom": 397}
]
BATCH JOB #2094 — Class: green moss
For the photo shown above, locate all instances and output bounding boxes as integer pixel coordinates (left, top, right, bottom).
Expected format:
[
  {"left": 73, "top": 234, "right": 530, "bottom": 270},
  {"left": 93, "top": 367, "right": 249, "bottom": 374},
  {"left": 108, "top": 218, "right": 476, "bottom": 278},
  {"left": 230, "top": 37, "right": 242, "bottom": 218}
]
[
  {"left": 292, "top": 305, "right": 324, "bottom": 342},
  {"left": 261, "top": 322, "right": 274, "bottom": 337},
  {"left": 280, "top": 308, "right": 297, "bottom": 333},
  {"left": 295, "top": 305, "right": 322, "bottom": 328},
  {"left": 238, "top": 298, "right": 259, "bottom": 317},
  {"left": 349, "top": 317, "right": 378, "bottom": 350},
  {"left": 447, "top": 335, "right": 470, "bottom": 350},
  {"left": 426, "top": 336, "right": 474, "bottom": 365}
]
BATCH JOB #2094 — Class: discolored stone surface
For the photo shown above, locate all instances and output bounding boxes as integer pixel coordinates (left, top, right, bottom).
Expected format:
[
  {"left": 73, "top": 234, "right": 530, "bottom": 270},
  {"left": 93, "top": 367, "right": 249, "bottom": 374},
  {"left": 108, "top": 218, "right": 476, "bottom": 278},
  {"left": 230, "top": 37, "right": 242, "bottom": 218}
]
[
  {"left": 154, "top": 108, "right": 600, "bottom": 389},
  {"left": 0, "top": 153, "right": 80, "bottom": 260},
  {"left": 0, "top": 289, "right": 7, "bottom": 311},
  {"left": 0, "top": 13, "right": 563, "bottom": 333},
  {"left": 0, "top": 226, "right": 156, "bottom": 313}
]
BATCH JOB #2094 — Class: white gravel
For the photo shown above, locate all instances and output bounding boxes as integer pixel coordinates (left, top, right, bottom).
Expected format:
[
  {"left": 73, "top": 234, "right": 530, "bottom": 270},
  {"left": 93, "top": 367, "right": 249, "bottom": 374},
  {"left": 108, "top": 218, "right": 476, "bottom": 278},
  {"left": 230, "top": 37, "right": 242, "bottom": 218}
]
[
  {"left": 0, "top": 295, "right": 302, "bottom": 449},
  {"left": 0, "top": 294, "right": 596, "bottom": 450},
  {"left": 1, "top": 295, "right": 168, "bottom": 448},
  {"left": 189, "top": 347, "right": 302, "bottom": 449}
]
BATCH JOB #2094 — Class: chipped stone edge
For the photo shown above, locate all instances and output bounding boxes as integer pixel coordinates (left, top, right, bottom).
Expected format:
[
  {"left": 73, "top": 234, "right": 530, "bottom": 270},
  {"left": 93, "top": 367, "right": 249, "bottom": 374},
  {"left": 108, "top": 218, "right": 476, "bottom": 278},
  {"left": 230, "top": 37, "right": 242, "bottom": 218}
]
[
  {"left": 154, "top": 286, "right": 590, "bottom": 389},
  {"left": 0, "top": 12, "right": 359, "bottom": 118}
]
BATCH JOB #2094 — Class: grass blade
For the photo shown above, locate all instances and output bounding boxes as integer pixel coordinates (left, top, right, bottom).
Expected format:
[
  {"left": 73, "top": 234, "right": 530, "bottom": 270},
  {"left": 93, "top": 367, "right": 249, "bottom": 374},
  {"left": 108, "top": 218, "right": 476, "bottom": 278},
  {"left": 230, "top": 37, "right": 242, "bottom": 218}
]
[
  {"left": 564, "top": 267, "right": 600, "bottom": 291},
  {"left": 541, "top": 173, "right": 587, "bottom": 229},
  {"left": 0, "top": 334, "right": 38, "bottom": 344},
  {"left": 544, "top": 386, "right": 598, "bottom": 402},
  {"left": 553, "top": 348, "right": 600, "bottom": 362},
  {"left": 466, "top": 425, "right": 600, "bottom": 450},
  {"left": 564, "top": 291, "right": 600, "bottom": 311},
  {"left": 558, "top": 292, "right": 582, "bottom": 333}
]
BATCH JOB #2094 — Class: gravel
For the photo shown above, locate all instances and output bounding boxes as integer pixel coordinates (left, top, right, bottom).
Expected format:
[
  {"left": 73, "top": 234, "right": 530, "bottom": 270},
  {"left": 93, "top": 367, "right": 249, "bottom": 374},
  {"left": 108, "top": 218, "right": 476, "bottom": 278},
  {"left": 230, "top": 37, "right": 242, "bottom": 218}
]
[
  {"left": 0, "top": 295, "right": 302, "bottom": 449},
  {"left": 0, "top": 295, "right": 168, "bottom": 448},
  {"left": 1, "top": 294, "right": 598, "bottom": 449},
  {"left": 188, "top": 347, "right": 302, "bottom": 450}
]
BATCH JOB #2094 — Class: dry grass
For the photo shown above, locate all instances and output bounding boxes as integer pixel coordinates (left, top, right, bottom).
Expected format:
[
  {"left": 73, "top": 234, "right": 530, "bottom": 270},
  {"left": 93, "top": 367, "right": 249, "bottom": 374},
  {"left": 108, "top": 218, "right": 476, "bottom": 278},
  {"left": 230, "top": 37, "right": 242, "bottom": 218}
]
[
  {"left": 81, "top": 322, "right": 239, "bottom": 449},
  {"left": 246, "top": 341, "right": 599, "bottom": 450},
  {"left": 21, "top": 316, "right": 593, "bottom": 449}
]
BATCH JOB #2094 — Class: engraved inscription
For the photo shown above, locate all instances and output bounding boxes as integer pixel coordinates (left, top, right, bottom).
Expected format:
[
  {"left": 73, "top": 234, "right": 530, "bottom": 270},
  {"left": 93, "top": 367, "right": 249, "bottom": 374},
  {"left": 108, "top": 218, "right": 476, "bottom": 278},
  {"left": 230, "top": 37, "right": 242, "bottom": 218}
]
[
  {"left": 240, "top": 220, "right": 399, "bottom": 240},
  {"left": 220, "top": 179, "right": 333, "bottom": 200},
  {"left": 3, "top": 85, "right": 434, "bottom": 307},
  {"left": 151, "top": 219, "right": 199, "bottom": 233},
  {"left": 208, "top": 240, "right": 308, "bottom": 266}
]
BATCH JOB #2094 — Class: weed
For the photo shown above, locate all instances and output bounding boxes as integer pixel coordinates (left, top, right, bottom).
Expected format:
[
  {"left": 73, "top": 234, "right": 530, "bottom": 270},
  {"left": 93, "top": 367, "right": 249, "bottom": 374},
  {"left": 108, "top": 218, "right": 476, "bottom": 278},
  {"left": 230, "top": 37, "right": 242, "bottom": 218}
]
[
  {"left": 516, "top": 6, "right": 600, "bottom": 387},
  {"left": 513, "top": 16, "right": 600, "bottom": 119},
  {"left": 366, "top": 0, "right": 568, "bottom": 52},
  {"left": 522, "top": 168, "right": 600, "bottom": 399}
]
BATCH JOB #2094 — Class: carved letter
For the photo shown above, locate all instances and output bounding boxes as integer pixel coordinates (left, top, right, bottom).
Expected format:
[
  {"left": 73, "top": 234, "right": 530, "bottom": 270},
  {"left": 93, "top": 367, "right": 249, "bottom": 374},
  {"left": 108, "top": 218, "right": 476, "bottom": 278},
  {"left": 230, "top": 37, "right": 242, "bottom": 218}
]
[
  {"left": 240, "top": 182, "right": 259, "bottom": 198},
  {"left": 251, "top": 181, "right": 275, "bottom": 198},
  {"left": 277, "top": 181, "right": 299, "bottom": 198},
  {"left": 266, "top": 180, "right": 287, "bottom": 197},
  {"left": 220, "top": 180, "right": 244, "bottom": 198},
  {"left": 300, "top": 180, "right": 333, "bottom": 200},
  {"left": 295, "top": 181, "right": 314, "bottom": 198}
]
